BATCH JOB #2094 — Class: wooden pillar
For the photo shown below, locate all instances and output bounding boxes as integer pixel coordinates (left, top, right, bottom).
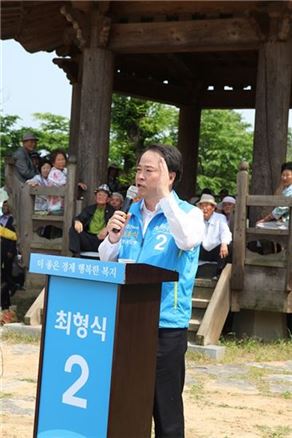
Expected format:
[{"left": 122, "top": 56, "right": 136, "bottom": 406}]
[
  {"left": 231, "top": 162, "right": 249, "bottom": 292},
  {"left": 78, "top": 47, "right": 114, "bottom": 204},
  {"left": 177, "top": 104, "right": 201, "bottom": 200},
  {"left": 252, "top": 40, "right": 292, "bottom": 200},
  {"left": 68, "top": 81, "right": 82, "bottom": 158}
]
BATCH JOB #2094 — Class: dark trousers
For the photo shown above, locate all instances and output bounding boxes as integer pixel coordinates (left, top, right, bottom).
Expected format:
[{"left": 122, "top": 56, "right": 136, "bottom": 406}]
[
  {"left": 69, "top": 227, "right": 103, "bottom": 255},
  {"left": 153, "top": 328, "right": 187, "bottom": 438},
  {"left": 199, "top": 243, "right": 232, "bottom": 275},
  {"left": 1, "top": 239, "right": 17, "bottom": 310}
]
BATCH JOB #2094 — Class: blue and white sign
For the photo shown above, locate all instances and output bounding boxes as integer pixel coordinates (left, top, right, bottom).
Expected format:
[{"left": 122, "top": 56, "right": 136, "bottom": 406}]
[
  {"left": 30, "top": 253, "right": 126, "bottom": 284},
  {"left": 35, "top": 274, "right": 118, "bottom": 438}
]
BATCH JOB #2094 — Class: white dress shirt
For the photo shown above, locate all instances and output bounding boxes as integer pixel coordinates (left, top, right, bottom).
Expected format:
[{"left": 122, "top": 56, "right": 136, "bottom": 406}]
[
  {"left": 99, "top": 191, "right": 204, "bottom": 261},
  {"left": 202, "top": 211, "right": 232, "bottom": 252}
]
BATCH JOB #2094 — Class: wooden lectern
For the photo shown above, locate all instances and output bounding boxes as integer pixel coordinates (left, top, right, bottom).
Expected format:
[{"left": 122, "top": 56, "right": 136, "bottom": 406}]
[{"left": 29, "top": 253, "right": 178, "bottom": 438}]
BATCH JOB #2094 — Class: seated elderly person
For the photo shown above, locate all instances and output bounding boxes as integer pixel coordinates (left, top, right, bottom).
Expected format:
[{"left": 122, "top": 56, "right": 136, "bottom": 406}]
[
  {"left": 221, "top": 196, "right": 236, "bottom": 233},
  {"left": 69, "top": 184, "right": 115, "bottom": 257},
  {"left": 197, "top": 194, "right": 232, "bottom": 279},
  {"left": 109, "top": 192, "right": 124, "bottom": 210},
  {"left": 256, "top": 161, "right": 292, "bottom": 229}
]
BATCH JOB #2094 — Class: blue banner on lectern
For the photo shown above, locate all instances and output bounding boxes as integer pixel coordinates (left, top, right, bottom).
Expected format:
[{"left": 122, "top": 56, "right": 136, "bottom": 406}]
[
  {"left": 30, "top": 253, "right": 126, "bottom": 284},
  {"left": 30, "top": 256, "right": 121, "bottom": 438}
]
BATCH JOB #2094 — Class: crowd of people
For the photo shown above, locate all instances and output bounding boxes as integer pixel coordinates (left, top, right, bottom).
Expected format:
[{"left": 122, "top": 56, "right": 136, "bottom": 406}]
[
  {"left": 1, "top": 132, "right": 292, "bottom": 437},
  {"left": 0, "top": 133, "right": 125, "bottom": 319},
  {"left": 4, "top": 131, "right": 291, "bottom": 293}
]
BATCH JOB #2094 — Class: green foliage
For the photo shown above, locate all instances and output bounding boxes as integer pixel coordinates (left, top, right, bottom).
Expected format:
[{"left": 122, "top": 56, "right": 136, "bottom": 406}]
[
  {"left": 0, "top": 112, "right": 69, "bottom": 184},
  {"left": 197, "top": 110, "right": 253, "bottom": 195},
  {"left": 32, "top": 112, "right": 69, "bottom": 153},
  {"left": 110, "top": 94, "right": 178, "bottom": 186},
  {"left": 110, "top": 103, "right": 253, "bottom": 193},
  {"left": 1, "top": 106, "right": 257, "bottom": 195},
  {"left": 0, "top": 113, "right": 24, "bottom": 185}
]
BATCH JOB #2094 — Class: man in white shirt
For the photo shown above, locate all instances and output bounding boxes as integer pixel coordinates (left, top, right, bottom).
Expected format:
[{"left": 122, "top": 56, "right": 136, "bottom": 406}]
[
  {"left": 197, "top": 194, "right": 232, "bottom": 278},
  {"left": 99, "top": 144, "right": 204, "bottom": 438}
]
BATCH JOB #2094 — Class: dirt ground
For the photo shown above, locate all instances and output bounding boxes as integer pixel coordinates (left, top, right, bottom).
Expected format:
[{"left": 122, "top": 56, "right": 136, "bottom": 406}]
[{"left": 1, "top": 340, "right": 292, "bottom": 438}]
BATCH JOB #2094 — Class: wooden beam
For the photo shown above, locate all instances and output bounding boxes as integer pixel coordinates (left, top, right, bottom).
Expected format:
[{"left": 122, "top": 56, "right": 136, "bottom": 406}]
[
  {"left": 114, "top": 75, "right": 256, "bottom": 108},
  {"left": 247, "top": 195, "right": 292, "bottom": 207},
  {"left": 201, "top": 90, "right": 255, "bottom": 109},
  {"left": 109, "top": 1, "right": 264, "bottom": 19},
  {"left": 71, "top": 1, "right": 92, "bottom": 13},
  {"left": 114, "top": 75, "right": 191, "bottom": 105},
  {"left": 109, "top": 18, "right": 262, "bottom": 54}
]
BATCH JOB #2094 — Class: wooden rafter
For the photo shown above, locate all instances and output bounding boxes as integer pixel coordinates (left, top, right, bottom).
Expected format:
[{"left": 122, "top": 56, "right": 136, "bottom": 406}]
[{"left": 109, "top": 17, "right": 263, "bottom": 54}]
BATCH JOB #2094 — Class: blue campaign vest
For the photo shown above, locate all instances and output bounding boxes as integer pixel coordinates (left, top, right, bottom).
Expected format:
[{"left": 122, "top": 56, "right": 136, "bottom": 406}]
[{"left": 118, "top": 192, "right": 200, "bottom": 328}]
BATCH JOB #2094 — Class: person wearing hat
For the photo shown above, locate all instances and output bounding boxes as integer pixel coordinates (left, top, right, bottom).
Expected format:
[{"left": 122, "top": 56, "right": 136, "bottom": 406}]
[
  {"left": 109, "top": 192, "right": 124, "bottom": 210},
  {"left": 68, "top": 184, "right": 115, "bottom": 256},
  {"left": 13, "top": 132, "right": 39, "bottom": 182},
  {"left": 222, "top": 196, "right": 236, "bottom": 232},
  {"left": 197, "top": 193, "right": 232, "bottom": 278}
]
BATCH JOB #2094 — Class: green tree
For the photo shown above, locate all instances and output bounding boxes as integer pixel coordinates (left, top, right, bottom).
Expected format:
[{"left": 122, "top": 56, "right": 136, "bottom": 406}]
[
  {"left": 197, "top": 110, "right": 253, "bottom": 195},
  {"left": 32, "top": 112, "right": 69, "bottom": 153},
  {"left": 110, "top": 95, "right": 178, "bottom": 185},
  {"left": 0, "top": 113, "right": 70, "bottom": 184},
  {"left": 0, "top": 114, "right": 25, "bottom": 185},
  {"left": 1, "top": 108, "right": 254, "bottom": 196}
]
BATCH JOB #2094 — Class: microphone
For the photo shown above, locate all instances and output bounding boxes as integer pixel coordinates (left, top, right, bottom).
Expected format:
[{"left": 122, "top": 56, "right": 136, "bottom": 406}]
[{"left": 112, "top": 185, "right": 138, "bottom": 233}]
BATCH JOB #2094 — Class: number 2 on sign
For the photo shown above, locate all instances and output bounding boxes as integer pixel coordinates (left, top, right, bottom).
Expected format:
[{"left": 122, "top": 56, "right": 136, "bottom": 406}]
[{"left": 62, "top": 354, "right": 89, "bottom": 409}]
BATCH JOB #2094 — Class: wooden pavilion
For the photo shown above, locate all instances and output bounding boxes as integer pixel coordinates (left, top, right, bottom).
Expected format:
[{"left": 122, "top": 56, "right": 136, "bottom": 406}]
[
  {"left": 2, "top": 1, "right": 292, "bottom": 340},
  {"left": 2, "top": 0, "right": 292, "bottom": 202}
]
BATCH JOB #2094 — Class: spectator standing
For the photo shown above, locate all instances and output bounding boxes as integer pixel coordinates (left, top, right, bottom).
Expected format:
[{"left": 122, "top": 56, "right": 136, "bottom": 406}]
[
  {"left": 13, "top": 132, "right": 38, "bottom": 182},
  {"left": 69, "top": 184, "right": 115, "bottom": 256},
  {"left": 197, "top": 194, "right": 232, "bottom": 278},
  {"left": 99, "top": 144, "right": 204, "bottom": 438}
]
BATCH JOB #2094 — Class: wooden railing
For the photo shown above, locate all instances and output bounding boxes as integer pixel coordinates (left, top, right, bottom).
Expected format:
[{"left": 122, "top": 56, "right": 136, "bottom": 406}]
[
  {"left": 231, "top": 162, "right": 292, "bottom": 294},
  {"left": 5, "top": 156, "right": 78, "bottom": 267}
]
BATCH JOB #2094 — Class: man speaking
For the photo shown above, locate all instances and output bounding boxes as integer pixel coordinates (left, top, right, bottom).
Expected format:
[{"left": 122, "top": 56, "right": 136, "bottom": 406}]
[{"left": 99, "top": 144, "right": 204, "bottom": 438}]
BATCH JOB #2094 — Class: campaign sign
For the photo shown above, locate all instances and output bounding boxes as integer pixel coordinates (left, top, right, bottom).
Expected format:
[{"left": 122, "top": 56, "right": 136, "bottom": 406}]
[
  {"left": 34, "top": 274, "right": 118, "bottom": 438},
  {"left": 29, "top": 253, "right": 126, "bottom": 284}
]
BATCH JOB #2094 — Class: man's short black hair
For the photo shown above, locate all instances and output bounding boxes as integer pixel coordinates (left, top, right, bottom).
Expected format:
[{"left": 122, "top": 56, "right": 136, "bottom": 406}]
[{"left": 138, "top": 144, "right": 183, "bottom": 187}]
